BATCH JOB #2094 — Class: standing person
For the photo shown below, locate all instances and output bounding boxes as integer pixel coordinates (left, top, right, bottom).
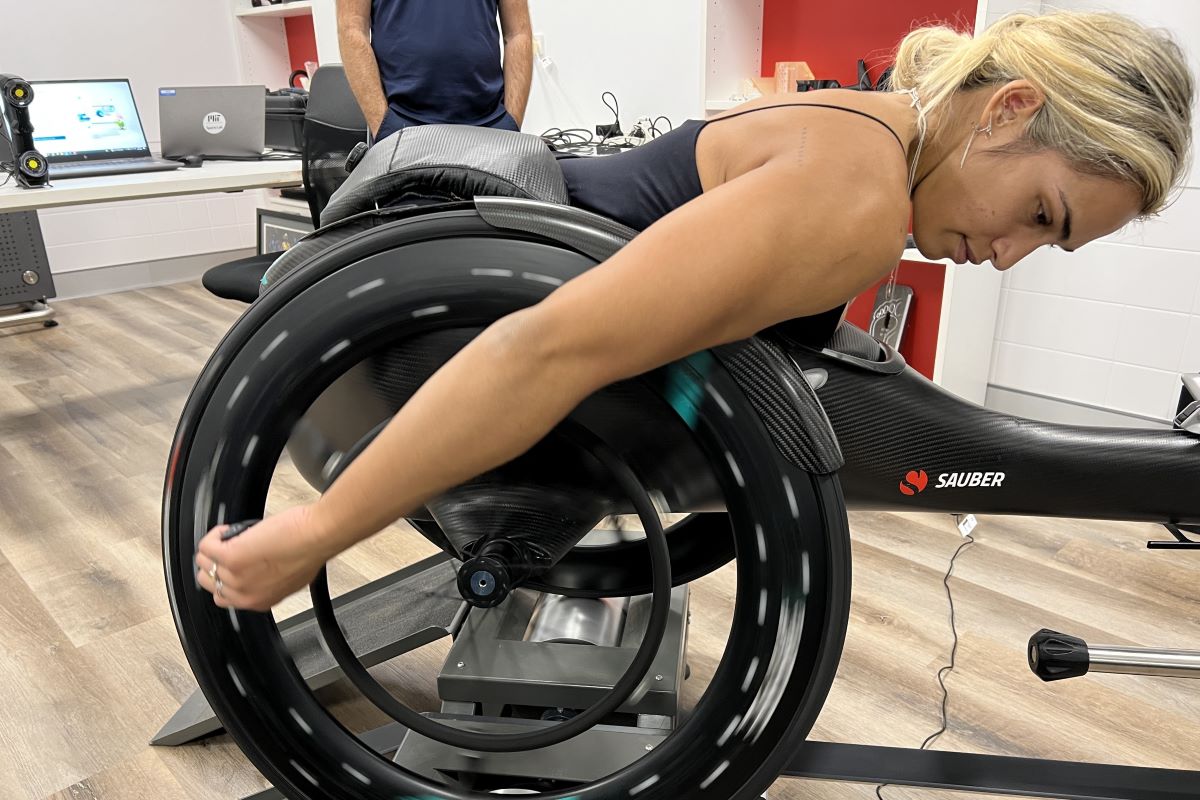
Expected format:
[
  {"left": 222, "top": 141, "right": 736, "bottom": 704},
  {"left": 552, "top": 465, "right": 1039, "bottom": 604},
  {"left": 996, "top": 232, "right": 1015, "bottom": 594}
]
[{"left": 337, "top": 0, "right": 533, "bottom": 143}]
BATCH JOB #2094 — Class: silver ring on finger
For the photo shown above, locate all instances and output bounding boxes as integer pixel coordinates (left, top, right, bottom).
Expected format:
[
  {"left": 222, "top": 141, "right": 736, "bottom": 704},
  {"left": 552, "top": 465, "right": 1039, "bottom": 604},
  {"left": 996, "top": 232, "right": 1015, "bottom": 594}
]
[
  {"left": 215, "top": 576, "right": 225, "bottom": 597},
  {"left": 207, "top": 560, "right": 219, "bottom": 581}
]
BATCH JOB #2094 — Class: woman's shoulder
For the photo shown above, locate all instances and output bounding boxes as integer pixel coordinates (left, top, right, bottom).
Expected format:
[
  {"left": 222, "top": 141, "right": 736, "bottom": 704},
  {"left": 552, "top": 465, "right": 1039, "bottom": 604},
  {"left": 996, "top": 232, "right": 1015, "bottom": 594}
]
[{"left": 700, "top": 90, "right": 912, "bottom": 198}]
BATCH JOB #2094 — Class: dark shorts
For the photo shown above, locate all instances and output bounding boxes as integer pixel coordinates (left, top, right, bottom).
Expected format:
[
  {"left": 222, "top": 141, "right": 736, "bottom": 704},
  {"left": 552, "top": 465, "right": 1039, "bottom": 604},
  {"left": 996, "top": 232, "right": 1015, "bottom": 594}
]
[{"left": 374, "top": 108, "right": 520, "bottom": 145}]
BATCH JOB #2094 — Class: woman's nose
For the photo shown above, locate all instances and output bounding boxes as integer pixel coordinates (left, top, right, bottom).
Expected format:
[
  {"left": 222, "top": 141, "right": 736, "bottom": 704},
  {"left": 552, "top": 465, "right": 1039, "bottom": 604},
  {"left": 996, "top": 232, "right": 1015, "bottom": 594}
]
[{"left": 992, "top": 235, "right": 1042, "bottom": 271}]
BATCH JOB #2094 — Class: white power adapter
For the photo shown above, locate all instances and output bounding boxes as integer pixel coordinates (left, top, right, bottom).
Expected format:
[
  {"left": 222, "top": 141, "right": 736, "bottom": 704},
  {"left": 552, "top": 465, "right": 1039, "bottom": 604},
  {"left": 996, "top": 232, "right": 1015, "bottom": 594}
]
[{"left": 627, "top": 116, "right": 656, "bottom": 145}]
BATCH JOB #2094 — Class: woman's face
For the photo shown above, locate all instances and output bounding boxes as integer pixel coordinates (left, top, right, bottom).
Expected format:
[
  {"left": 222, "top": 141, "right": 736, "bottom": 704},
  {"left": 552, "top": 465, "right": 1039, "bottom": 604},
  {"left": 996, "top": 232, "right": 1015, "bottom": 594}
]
[{"left": 911, "top": 85, "right": 1142, "bottom": 270}]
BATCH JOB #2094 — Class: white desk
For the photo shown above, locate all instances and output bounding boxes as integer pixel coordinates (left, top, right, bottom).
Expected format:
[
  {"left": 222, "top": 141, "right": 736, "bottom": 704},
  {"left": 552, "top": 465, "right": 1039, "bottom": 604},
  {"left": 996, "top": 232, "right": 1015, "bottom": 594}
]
[
  {"left": 0, "top": 160, "right": 302, "bottom": 328},
  {"left": 0, "top": 159, "right": 303, "bottom": 213}
]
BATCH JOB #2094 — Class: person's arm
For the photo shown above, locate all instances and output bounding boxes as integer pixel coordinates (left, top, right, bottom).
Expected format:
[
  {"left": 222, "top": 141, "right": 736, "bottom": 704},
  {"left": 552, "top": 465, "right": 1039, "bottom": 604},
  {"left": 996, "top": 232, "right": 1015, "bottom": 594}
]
[
  {"left": 309, "top": 159, "right": 906, "bottom": 556},
  {"left": 337, "top": 0, "right": 389, "bottom": 135},
  {"left": 498, "top": 0, "right": 533, "bottom": 127},
  {"left": 196, "top": 139, "right": 909, "bottom": 611}
]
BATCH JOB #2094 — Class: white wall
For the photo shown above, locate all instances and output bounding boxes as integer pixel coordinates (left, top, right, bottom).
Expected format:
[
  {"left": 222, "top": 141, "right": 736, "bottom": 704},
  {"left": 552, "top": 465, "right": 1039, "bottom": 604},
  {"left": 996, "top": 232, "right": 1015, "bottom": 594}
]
[
  {"left": 1, "top": 0, "right": 275, "bottom": 286},
  {"left": 523, "top": 0, "right": 708, "bottom": 137},
  {"left": 985, "top": 0, "right": 1200, "bottom": 425}
]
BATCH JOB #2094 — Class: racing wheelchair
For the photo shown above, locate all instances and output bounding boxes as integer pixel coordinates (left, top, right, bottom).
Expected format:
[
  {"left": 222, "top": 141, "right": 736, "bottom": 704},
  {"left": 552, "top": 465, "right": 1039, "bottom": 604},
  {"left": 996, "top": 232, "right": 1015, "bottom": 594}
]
[{"left": 161, "top": 124, "right": 1200, "bottom": 800}]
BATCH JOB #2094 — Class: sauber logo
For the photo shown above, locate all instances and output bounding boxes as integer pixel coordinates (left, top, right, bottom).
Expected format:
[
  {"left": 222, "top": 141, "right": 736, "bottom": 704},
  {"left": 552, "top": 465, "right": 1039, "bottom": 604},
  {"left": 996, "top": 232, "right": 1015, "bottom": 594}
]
[
  {"left": 900, "top": 469, "right": 1006, "bottom": 495},
  {"left": 899, "top": 470, "right": 929, "bottom": 495}
]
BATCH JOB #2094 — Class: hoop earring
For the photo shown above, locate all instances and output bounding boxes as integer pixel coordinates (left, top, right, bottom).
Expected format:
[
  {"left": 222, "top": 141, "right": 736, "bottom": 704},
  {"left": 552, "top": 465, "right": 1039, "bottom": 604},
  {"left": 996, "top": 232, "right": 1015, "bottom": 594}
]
[{"left": 960, "top": 120, "right": 993, "bottom": 168}]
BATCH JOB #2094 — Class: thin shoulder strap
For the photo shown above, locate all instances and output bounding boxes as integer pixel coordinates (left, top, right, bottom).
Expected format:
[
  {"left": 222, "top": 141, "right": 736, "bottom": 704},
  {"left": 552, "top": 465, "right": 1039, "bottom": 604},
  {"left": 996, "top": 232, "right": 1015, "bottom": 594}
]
[{"left": 706, "top": 102, "right": 906, "bottom": 154}]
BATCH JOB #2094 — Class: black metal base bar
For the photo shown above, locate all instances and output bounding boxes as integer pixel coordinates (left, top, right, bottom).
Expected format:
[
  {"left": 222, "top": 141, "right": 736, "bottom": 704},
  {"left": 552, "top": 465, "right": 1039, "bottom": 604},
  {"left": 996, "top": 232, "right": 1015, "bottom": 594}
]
[{"left": 784, "top": 742, "right": 1200, "bottom": 800}]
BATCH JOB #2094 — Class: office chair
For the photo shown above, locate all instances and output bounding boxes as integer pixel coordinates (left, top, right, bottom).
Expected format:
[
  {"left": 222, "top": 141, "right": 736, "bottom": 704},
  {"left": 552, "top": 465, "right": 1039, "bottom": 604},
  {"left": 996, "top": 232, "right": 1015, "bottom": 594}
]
[{"left": 201, "top": 65, "right": 368, "bottom": 303}]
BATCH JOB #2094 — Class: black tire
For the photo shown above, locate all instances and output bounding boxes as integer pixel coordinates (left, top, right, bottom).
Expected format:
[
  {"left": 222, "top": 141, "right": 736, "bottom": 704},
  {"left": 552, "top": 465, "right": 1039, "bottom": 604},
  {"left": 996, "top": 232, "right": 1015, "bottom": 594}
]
[{"left": 163, "top": 208, "right": 851, "bottom": 800}]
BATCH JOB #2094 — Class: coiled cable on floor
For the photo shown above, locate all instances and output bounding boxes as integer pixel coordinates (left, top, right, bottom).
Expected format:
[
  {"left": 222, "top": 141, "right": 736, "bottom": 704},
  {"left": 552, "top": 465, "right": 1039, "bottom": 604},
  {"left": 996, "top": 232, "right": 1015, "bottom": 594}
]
[{"left": 876, "top": 526, "right": 976, "bottom": 800}]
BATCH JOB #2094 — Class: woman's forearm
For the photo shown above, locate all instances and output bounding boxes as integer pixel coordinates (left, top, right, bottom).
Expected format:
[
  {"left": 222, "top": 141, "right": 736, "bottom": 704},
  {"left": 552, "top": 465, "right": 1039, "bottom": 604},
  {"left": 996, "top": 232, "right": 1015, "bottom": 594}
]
[{"left": 308, "top": 314, "right": 590, "bottom": 556}]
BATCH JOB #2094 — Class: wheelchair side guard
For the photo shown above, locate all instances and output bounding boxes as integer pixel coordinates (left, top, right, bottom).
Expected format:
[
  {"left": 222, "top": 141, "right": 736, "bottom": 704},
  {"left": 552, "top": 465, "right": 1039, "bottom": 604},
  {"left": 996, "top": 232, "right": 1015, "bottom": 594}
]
[
  {"left": 475, "top": 195, "right": 637, "bottom": 261},
  {"left": 475, "top": 196, "right": 844, "bottom": 476}
]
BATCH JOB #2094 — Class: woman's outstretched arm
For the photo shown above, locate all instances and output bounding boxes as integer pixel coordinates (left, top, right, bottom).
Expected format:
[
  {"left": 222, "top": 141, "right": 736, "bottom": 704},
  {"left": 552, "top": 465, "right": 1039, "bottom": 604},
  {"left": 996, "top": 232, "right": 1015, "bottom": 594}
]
[{"left": 196, "top": 154, "right": 907, "bottom": 611}]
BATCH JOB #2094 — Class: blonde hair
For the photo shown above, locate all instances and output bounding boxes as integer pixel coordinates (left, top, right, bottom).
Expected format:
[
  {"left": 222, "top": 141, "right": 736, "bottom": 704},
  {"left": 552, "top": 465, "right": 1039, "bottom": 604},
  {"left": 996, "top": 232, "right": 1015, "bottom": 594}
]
[{"left": 889, "top": 10, "right": 1194, "bottom": 216}]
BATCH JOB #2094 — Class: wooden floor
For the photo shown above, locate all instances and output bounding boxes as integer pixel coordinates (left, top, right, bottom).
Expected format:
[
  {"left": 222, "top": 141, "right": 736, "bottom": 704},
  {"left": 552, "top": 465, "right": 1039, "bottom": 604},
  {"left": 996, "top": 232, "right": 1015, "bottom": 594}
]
[{"left": 2, "top": 282, "right": 1199, "bottom": 799}]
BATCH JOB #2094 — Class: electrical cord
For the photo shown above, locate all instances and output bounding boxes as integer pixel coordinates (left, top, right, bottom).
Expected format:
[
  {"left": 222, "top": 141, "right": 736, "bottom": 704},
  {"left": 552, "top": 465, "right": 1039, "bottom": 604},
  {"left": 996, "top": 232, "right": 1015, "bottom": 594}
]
[
  {"left": 600, "top": 90, "right": 621, "bottom": 144},
  {"left": 875, "top": 526, "right": 976, "bottom": 800},
  {"left": 650, "top": 115, "right": 674, "bottom": 136}
]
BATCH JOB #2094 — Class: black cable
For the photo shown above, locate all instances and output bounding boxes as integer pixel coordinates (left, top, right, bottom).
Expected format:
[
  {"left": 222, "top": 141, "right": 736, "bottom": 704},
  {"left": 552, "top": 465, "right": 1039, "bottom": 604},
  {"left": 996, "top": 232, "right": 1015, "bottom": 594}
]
[
  {"left": 599, "top": 91, "right": 621, "bottom": 144},
  {"left": 651, "top": 115, "right": 674, "bottom": 136},
  {"left": 876, "top": 527, "right": 976, "bottom": 800}
]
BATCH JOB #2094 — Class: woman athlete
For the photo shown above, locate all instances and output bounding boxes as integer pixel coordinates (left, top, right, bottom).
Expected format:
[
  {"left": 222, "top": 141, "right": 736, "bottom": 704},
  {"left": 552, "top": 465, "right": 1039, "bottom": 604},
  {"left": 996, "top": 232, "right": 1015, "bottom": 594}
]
[{"left": 194, "top": 10, "right": 1193, "bottom": 611}]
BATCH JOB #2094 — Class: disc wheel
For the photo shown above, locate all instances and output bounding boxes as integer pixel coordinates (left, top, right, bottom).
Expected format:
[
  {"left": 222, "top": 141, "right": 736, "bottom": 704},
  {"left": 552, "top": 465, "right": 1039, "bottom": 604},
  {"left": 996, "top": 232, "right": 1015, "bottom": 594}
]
[{"left": 163, "top": 208, "right": 851, "bottom": 800}]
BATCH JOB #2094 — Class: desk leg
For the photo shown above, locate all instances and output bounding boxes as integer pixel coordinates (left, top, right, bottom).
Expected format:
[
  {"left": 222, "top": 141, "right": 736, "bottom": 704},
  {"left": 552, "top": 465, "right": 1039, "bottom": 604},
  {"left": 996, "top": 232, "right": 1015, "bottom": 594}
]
[{"left": 0, "top": 301, "right": 56, "bottom": 329}]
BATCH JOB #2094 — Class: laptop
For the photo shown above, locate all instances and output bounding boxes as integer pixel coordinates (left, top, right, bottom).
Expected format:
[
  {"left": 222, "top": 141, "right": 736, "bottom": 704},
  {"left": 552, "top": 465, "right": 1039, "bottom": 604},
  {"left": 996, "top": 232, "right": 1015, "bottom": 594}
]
[
  {"left": 30, "top": 79, "right": 180, "bottom": 179},
  {"left": 159, "top": 86, "right": 266, "bottom": 160}
]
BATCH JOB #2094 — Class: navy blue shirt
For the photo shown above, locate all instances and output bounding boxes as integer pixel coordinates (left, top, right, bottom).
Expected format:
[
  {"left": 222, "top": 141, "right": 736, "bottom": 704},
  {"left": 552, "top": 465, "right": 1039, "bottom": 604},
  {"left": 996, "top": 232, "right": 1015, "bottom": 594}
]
[{"left": 371, "top": 0, "right": 507, "bottom": 126}]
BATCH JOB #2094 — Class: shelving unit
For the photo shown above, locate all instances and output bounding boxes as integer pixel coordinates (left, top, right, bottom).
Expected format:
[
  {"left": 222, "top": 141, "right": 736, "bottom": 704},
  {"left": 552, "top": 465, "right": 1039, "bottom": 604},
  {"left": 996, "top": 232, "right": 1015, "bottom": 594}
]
[
  {"left": 235, "top": 1, "right": 314, "bottom": 19},
  {"left": 700, "top": 0, "right": 1000, "bottom": 402}
]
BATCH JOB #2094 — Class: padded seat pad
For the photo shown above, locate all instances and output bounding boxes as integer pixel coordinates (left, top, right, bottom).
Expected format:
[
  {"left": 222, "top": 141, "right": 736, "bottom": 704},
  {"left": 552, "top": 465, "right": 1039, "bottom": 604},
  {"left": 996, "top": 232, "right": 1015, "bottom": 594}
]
[{"left": 261, "top": 125, "right": 569, "bottom": 292}]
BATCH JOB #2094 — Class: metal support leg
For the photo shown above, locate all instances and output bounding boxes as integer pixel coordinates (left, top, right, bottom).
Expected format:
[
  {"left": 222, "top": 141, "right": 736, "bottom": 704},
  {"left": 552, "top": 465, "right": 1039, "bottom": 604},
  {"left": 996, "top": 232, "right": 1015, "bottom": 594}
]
[
  {"left": 0, "top": 301, "right": 55, "bottom": 329},
  {"left": 784, "top": 742, "right": 1200, "bottom": 800},
  {"left": 152, "top": 554, "right": 466, "bottom": 746}
]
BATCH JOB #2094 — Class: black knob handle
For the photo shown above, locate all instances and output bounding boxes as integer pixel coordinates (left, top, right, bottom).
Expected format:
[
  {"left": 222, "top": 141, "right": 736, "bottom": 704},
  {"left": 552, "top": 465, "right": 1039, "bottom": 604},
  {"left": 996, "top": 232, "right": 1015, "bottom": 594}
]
[
  {"left": 1028, "top": 628, "right": 1090, "bottom": 682},
  {"left": 456, "top": 553, "right": 512, "bottom": 608}
]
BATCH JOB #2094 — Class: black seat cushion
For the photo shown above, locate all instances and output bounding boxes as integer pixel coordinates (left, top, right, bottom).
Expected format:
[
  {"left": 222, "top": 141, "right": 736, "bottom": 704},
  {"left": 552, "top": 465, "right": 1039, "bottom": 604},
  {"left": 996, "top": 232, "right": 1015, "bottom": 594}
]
[{"left": 202, "top": 252, "right": 279, "bottom": 303}]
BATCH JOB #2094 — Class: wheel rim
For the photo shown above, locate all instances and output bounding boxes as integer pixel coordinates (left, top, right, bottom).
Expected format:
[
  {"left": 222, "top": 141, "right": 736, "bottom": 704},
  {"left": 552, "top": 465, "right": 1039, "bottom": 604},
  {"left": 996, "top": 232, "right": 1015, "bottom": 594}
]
[{"left": 163, "top": 210, "right": 848, "bottom": 799}]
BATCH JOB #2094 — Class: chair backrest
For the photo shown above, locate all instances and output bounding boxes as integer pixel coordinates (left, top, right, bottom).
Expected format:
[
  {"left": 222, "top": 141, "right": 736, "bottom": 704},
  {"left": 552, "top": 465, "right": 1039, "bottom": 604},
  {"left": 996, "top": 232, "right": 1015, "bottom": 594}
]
[{"left": 303, "top": 65, "right": 369, "bottom": 228}]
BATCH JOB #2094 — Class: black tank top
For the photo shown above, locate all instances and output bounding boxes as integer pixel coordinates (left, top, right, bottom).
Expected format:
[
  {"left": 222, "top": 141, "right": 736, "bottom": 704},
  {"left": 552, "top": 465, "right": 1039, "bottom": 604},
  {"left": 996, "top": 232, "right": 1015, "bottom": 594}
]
[{"left": 556, "top": 103, "right": 906, "bottom": 346}]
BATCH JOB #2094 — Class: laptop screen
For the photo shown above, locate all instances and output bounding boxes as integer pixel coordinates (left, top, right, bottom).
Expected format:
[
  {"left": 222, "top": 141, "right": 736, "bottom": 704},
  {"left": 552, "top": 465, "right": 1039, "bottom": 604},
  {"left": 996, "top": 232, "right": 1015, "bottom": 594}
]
[{"left": 30, "top": 79, "right": 151, "bottom": 162}]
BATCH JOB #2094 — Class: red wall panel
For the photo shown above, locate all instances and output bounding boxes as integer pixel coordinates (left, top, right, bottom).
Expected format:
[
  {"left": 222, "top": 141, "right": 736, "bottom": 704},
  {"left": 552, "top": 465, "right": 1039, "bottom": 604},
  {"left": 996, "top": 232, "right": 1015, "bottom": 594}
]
[
  {"left": 761, "top": 0, "right": 977, "bottom": 88},
  {"left": 762, "top": 0, "right": 974, "bottom": 377},
  {"left": 285, "top": 15, "right": 319, "bottom": 80},
  {"left": 843, "top": 261, "right": 946, "bottom": 379}
]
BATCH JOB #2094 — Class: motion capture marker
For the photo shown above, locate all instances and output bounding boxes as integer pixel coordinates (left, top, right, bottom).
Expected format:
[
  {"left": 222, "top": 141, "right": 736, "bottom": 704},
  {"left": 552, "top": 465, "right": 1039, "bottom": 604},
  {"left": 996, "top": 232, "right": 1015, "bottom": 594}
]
[
  {"left": 742, "top": 657, "right": 759, "bottom": 692},
  {"left": 630, "top": 775, "right": 660, "bottom": 796},
  {"left": 758, "top": 588, "right": 768, "bottom": 626},
  {"left": 347, "top": 278, "right": 385, "bottom": 299},
  {"left": 342, "top": 763, "right": 372, "bottom": 785},
  {"left": 227, "top": 376, "right": 249, "bottom": 410},
  {"left": 665, "top": 352, "right": 715, "bottom": 429},
  {"left": 755, "top": 523, "right": 766, "bottom": 562},
  {"left": 782, "top": 475, "right": 799, "bottom": 519},
  {"left": 412, "top": 304, "right": 450, "bottom": 318},
  {"left": 705, "top": 383, "right": 733, "bottom": 417},
  {"left": 717, "top": 715, "right": 742, "bottom": 747},
  {"left": 522, "top": 271, "right": 563, "bottom": 286},
  {"left": 228, "top": 607, "right": 240, "bottom": 633},
  {"left": 242, "top": 435, "right": 259, "bottom": 467},
  {"left": 700, "top": 760, "right": 730, "bottom": 790},
  {"left": 288, "top": 706, "right": 313, "bottom": 735},
  {"left": 321, "top": 339, "right": 351, "bottom": 363},
  {"left": 259, "top": 331, "right": 289, "bottom": 361},
  {"left": 227, "top": 663, "right": 247, "bottom": 698},
  {"left": 724, "top": 452, "right": 745, "bottom": 487},
  {"left": 802, "top": 551, "right": 811, "bottom": 595},
  {"left": 471, "top": 268, "right": 514, "bottom": 278},
  {"left": 289, "top": 760, "right": 319, "bottom": 788}
]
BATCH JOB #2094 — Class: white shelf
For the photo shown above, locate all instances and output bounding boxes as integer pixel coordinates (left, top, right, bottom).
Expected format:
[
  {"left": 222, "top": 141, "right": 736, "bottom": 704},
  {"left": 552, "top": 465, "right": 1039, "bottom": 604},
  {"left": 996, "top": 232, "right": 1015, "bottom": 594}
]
[
  {"left": 705, "top": 100, "right": 743, "bottom": 112},
  {"left": 902, "top": 248, "right": 953, "bottom": 266},
  {"left": 236, "top": 1, "right": 313, "bottom": 19}
]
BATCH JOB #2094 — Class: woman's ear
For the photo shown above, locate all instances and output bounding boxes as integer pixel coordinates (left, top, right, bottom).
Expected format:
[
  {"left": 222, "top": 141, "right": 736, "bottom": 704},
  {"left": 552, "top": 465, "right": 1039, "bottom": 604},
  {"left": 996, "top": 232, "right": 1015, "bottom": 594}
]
[{"left": 985, "top": 79, "right": 1045, "bottom": 129}]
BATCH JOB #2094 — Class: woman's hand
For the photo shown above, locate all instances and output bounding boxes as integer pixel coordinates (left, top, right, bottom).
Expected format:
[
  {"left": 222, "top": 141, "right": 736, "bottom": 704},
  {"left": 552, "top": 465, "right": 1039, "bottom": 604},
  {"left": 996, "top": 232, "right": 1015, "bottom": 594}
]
[{"left": 195, "top": 504, "right": 331, "bottom": 612}]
